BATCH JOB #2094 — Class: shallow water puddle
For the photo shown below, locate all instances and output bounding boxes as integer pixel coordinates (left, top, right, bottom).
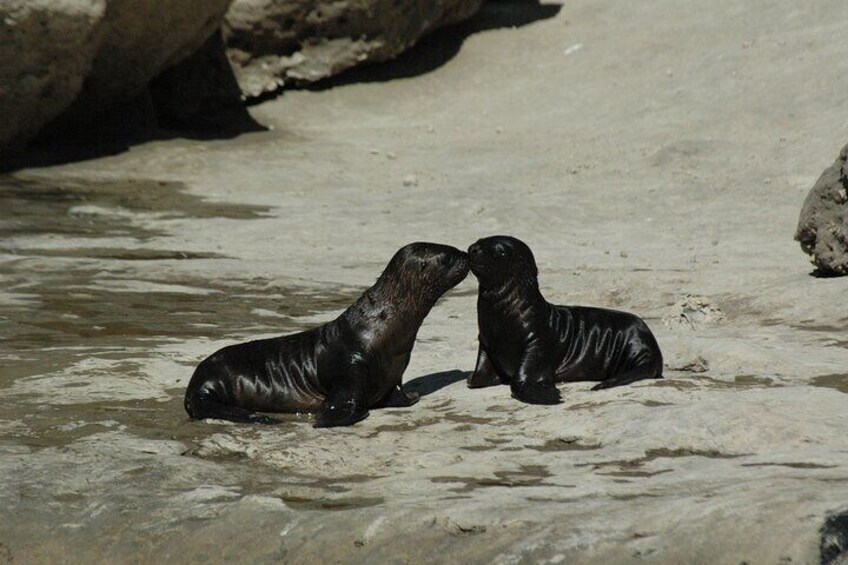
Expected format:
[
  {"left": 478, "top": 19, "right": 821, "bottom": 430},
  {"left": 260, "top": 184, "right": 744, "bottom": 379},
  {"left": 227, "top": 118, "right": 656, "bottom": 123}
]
[
  {"left": 0, "top": 174, "right": 358, "bottom": 465},
  {"left": 0, "top": 174, "right": 393, "bottom": 549},
  {"left": 431, "top": 464, "right": 554, "bottom": 493},
  {"left": 0, "top": 175, "right": 270, "bottom": 242},
  {"left": 527, "top": 437, "right": 603, "bottom": 452},
  {"left": 811, "top": 374, "right": 848, "bottom": 394},
  {"left": 577, "top": 448, "right": 745, "bottom": 479}
]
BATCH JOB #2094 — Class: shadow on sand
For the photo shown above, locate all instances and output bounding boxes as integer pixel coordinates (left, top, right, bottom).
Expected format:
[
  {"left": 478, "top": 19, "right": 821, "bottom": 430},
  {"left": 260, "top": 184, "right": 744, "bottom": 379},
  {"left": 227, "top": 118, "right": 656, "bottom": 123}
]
[
  {"left": 1, "top": 100, "right": 267, "bottom": 173},
  {"left": 300, "top": 0, "right": 563, "bottom": 93},
  {"left": 406, "top": 370, "right": 469, "bottom": 397}
]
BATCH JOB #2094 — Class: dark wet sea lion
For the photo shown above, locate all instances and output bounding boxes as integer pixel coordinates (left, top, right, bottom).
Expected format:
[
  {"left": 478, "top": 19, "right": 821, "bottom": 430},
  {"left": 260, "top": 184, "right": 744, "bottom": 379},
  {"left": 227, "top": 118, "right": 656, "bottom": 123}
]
[
  {"left": 467, "top": 235, "right": 663, "bottom": 405},
  {"left": 184, "top": 242, "right": 470, "bottom": 427}
]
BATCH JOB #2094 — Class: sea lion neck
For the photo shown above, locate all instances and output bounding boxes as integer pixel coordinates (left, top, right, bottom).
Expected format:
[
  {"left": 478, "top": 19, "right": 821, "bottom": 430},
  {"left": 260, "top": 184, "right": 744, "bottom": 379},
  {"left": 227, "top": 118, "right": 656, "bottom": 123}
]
[
  {"left": 478, "top": 274, "right": 543, "bottom": 308},
  {"left": 362, "top": 276, "right": 436, "bottom": 323},
  {"left": 336, "top": 285, "right": 429, "bottom": 357},
  {"left": 347, "top": 280, "right": 432, "bottom": 328}
]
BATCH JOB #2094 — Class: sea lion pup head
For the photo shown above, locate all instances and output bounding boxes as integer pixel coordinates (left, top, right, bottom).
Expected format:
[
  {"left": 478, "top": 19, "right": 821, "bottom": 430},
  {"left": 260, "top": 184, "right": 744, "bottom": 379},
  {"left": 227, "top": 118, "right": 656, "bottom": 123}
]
[
  {"left": 468, "top": 235, "right": 539, "bottom": 294},
  {"left": 373, "top": 242, "right": 470, "bottom": 313}
]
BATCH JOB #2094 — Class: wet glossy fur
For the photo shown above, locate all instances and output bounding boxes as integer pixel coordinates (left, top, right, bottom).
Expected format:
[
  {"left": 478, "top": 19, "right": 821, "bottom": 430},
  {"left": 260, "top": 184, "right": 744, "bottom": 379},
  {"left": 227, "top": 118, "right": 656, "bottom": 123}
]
[
  {"left": 467, "top": 236, "right": 663, "bottom": 404},
  {"left": 184, "top": 242, "right": 469, "bottom": 427}
]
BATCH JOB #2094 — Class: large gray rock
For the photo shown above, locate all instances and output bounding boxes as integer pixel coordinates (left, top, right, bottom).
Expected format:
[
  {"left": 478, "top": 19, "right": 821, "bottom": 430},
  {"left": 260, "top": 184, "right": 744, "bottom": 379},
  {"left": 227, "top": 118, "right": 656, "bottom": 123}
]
[
  {"left": 224, "top": 0, "right": 485, "bottom": 98},
  {"left": 796, "top": 143, "right": 848, "bottom": 276},
  {"left": 0, "top": 1, "right": 106, "bottom": 154},
  {"left": 0, "top": 0, "right": 232, "bottom": 156},
  {"left": 822, "top": 509, "right": 848, "bottom": 565},
  {"left": 62, "top": 0, "right": 233, "bottom": 124}
]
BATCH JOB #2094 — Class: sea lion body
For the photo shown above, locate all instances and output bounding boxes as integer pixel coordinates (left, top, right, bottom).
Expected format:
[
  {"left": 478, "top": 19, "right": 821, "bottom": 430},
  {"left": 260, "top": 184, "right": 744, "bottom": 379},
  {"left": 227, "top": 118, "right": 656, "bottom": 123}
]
[
  {"left": 185, "top": 242, "right": 469, "bottom": 427},
  {"left": 467, "top": 236, "right": 662, "bottom": 405}
]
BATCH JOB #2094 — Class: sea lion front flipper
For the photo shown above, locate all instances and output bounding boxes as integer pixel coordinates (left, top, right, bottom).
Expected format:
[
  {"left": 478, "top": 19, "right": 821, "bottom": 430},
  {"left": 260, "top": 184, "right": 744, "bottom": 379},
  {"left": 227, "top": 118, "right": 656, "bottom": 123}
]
[
  {"left": 374, "top": 386, "right": 420, "bottom": 408},
  {"left": 315, "top": 398, "right": 370, "bottom": 428},
  {"left": 510, "top": 341, "right": 562, "bottom": 405},
  {"left": 468, "top": 344, "right": 504, "bottom": 389},
  {"left": 314, "top": 350, "right": 370, "bottom": 428}
]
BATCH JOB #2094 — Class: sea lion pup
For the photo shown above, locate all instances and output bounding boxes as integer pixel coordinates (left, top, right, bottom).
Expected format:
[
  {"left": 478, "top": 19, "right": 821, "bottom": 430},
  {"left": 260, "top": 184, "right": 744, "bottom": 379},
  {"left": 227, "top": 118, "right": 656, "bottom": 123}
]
[
  {"left": 185, "top": 242, "right": 470, "bottom": 427},
  {"left": 467, "top": 235, "right": 663, "bottom": 405}
]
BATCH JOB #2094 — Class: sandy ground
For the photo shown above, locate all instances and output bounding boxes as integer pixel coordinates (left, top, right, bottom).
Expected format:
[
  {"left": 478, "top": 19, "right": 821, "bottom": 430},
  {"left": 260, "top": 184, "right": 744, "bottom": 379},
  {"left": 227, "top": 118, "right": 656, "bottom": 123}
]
[{"left": 2, "top": 0, "right": 848, "bottom": 562}]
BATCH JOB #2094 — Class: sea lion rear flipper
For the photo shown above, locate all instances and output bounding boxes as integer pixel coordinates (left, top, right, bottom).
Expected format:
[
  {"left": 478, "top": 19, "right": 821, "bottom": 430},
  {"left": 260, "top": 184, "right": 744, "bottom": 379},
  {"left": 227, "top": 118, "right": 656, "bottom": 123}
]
[
  {"left": 510, "top": 341, "right": 563, "bottom": 405},
  {"left": 374, "top": 386, "right": 420, "bottom": 408},
  {"left": 468, "top": 344, "right": 504, "bottom": 389},
  {"left": 591, "top": 366, "right": 662, "bottom": 391},
  {"left": 185, "top": 388, "right": 282, "bottom": 425}
]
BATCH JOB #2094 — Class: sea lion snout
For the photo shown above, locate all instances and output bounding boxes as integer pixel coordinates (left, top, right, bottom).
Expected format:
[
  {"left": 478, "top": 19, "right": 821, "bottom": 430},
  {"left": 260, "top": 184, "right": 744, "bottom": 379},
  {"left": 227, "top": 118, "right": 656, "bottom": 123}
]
[
  {"left": 447, "top": 247, "right": 470, "bottom": 270},
  {"left": 397, "top": 242, "right": 470, "bottom": 293},
  {"left": 450, "top": 252, "right": 470, "bottom": 276},
  {"left": 437, "top": 246, "right": 471, "bottom": 288},
  {"left": 468, "top": 242, "right": 484, "bottom": 267},
  {"left": 467, "top": 239, "right": 492, "bottom": 275}
]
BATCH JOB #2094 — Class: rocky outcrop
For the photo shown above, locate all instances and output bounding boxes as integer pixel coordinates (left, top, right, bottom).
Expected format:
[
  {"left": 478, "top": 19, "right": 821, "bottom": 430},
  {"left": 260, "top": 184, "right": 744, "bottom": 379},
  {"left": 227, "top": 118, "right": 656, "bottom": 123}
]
[
  {"left": 821, "top": 509, "right": 848, "bottom": 565},
  {"left": 223, "top": 0, "right": 485, "bottom": 98},
  {"left": 0, "top": 1, "right": 105, "bottom": 154},
  {"left": 0, "top": 0, "right": 232, "bottom": 156},
  {"left": 62, "top": 0, "right": 233, "bottom": 124},
  {"left": 796, "top": 143, "right": 848, "bottom": 276}
]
